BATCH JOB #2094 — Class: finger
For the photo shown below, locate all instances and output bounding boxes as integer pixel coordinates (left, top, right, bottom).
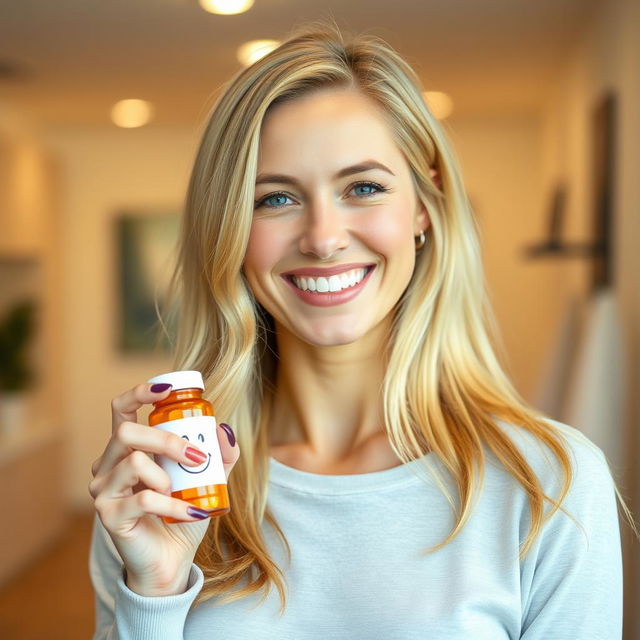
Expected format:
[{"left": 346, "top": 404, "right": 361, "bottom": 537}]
[
  {"left": 111, "top": 382, "right": 173, "bottom": 433},
  {"left": 94, "top": 421, "right": 208, "bottom": 480},
  {"left": 217, "top": 422, "right": 240, "bottom": 478},
  {"left": 97, "top": 490, "right": 211, "bottom": 532},
  {"left": 90, "top": 449, "right": 171, "bottom": 500}
]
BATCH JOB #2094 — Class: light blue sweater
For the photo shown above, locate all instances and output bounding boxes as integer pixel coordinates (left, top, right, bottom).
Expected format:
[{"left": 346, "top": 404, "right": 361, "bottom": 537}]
[{"left": 90, "top": 419, "right": 623, "bottom": 639}]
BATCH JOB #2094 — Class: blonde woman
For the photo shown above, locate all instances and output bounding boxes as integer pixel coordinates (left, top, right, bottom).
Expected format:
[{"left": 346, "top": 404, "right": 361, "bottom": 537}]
[{"left": 89, "top": 23, "right": 634, "bottom": 639}]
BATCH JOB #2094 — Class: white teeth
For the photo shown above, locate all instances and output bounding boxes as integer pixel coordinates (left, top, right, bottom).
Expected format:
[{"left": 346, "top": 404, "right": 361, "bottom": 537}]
[
  {"left": 291, "top": 268, "right": 369, "bottom": 293},
  {"left": 328, "top": 275, "right": 341, "bottom": 292}
]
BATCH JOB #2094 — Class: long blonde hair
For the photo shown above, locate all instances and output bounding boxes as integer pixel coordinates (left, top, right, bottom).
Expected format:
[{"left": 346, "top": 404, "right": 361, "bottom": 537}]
[{"left": 163, "top": 22, "right": 637, "bottom": 614}]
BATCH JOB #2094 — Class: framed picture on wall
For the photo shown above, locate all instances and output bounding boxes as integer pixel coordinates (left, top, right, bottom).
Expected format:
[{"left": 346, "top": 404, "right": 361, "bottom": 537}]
[{"left": 116, "top": 211, "right": 180, "bottom": 353}]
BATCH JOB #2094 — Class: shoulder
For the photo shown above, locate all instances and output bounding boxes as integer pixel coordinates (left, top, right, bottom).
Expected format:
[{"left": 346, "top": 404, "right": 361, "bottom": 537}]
[
  {"left": 510, "top": 419, "right": 624, "bottom": 637},
  {"left": 491, "top": 416, "right": 618, "bottom": 518},
  {"left": 493, "top": 415, "right": 610, "bottom": 476}
]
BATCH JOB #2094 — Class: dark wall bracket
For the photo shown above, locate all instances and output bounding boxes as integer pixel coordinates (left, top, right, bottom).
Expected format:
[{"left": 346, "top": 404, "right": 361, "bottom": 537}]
[{"left": 522, "top": 92, "right": 616, "bottom": 293}]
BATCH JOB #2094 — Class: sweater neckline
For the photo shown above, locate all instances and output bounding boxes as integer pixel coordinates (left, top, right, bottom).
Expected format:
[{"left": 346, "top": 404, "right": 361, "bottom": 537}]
[{"left": 268, "top": 452, "right": 436, "bottom": 495}]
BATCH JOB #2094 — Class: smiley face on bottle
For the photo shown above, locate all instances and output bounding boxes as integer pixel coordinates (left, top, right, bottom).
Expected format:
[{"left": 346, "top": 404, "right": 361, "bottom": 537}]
[{"left": 179, "top": 432, "right": 212, "bottom": 474}]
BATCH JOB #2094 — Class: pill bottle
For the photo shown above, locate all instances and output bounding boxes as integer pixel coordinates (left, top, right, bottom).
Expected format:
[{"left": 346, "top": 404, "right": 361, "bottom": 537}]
[{"left": 147, "top": 370, "right": 230, "bottom": 524}]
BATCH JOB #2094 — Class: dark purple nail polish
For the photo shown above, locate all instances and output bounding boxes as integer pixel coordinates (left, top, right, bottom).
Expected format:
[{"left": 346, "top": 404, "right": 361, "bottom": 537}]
[
  {"left": 220, "top": 423, "right": 236, "bottom": 447},
  {"left": 186, "top": 506, "right": 210, "bottom": 520},
  {"left": 150, "top": 383, "right": 172, "bottom": 393}
]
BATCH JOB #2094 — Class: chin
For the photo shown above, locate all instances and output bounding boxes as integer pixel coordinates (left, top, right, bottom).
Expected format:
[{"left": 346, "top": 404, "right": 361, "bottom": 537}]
[{"left": 297, "top": 324, "right": 366, "bottom": 348}]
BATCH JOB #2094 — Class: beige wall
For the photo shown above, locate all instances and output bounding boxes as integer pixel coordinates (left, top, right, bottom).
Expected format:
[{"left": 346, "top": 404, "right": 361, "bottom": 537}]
[
  {"left": 41, "top": 125, "right": 200, "bottom": 510},
  {"left": 537, "top": 0, "right": 640, "bottom": 636},
  {"left": 447, "top": 114, "right": 565, "bottom": 400},
  {"left": 0, "top": 105, "right": 63, "bottom": 437}
]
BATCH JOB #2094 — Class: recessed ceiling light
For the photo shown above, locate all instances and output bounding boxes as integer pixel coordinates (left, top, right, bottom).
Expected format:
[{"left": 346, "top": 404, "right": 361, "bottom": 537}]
[
  {"left": 110, "top": 99, "right": 154, "bottom": 128},
  {"left": 423, "top": 91, "right": 454, "bottom": 120},
  {"left": 198, "top": 0, "right": 254, "bottom": 15},
  {"left": 237, "top": 39, "right": 280, "bottom": 67}
]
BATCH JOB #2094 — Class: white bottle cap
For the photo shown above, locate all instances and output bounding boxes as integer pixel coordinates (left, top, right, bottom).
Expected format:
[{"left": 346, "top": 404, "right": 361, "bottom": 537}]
[{"left": 147, "top": 370, "right": 204, "bottom": 391}]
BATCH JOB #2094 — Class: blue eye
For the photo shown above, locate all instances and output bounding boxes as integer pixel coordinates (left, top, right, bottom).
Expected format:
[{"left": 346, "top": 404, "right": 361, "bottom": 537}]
[
  {"left": 351, "top": 181, "right": 387, "bottom": 197},
  {"left": 198, "top": 433, "right": 205, "bottom": 442},
  {"left": 255, "top": 181, "right": 387, "bottom": 210},
  {"left": 255, "top": 192, "right": 292, "bottom": 209}
]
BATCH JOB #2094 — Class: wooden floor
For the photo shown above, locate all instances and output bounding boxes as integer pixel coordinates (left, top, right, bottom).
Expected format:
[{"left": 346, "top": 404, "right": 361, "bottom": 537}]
[{"left": 0, "top": 511, "right": 96, "bottom": 640}]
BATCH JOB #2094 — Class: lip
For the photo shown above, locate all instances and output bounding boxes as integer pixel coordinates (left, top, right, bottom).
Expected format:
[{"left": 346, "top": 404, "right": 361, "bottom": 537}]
[
  {"left": 282, "top": 266, "right": 375, "bottom": 307},
  {"left": 282, "top": 262, "right": 374, "bottom": 278}
]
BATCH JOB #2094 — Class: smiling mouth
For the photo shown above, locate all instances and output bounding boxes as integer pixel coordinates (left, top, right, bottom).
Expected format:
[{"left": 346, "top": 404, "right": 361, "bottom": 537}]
[
  {"left": 178, "top": 453, "right": 211, "bottom": 474},
  {"left": 281, "top": 265, "right": 375, "bottom": 307},
  {"left": 285, "top": 266, "right": 374, "bottom": 293}
]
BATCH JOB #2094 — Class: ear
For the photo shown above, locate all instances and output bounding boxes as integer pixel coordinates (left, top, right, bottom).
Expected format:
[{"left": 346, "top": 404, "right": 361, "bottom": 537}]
[
  {"left": 413, "top": 166, "right": 440, "bottom": 235},
  {"left": 430, "top": 167, "right": 442, "bottom": 191},
  {"left": 414, "top": 200, "right": 430, "bottom": 236}
]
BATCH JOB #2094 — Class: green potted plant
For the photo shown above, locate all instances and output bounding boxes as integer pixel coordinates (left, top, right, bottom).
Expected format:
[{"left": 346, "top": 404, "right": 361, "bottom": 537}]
[{"left": 0, "top": 300, "right": 37, "bottom": 437}]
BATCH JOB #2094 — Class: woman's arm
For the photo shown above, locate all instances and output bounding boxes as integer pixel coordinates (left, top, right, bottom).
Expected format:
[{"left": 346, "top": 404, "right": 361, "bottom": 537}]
[
  {"left": 89, "top": 513, "right": 204, "bottom": 640},
  {"left": 519, "top": 436, "right": 623, "bottom": 639}
]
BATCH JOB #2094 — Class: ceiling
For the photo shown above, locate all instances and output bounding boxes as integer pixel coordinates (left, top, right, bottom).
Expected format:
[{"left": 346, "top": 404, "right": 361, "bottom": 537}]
[{"left": 0, "top": 0, "right": 599, "bottom": 127}]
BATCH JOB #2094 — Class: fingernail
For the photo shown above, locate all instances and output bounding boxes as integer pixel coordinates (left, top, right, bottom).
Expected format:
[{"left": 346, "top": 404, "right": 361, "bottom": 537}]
[
  {"left": 185, "top": 446, "right": 207, "bottom": 463},
  {"left": 186, "top": 506, "right": 210, "bottom": 520},
  {"left": 150, "top": 383, "right": 172, "bottom": 393},
  {"left": 220, "top": 423, "right": 236, "bottom": 447}
]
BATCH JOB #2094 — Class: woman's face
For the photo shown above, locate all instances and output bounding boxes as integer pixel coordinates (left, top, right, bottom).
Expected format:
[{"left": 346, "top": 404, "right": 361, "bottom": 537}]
[{"left": 243, "top": 87, "right": 429, "bottom": 348}]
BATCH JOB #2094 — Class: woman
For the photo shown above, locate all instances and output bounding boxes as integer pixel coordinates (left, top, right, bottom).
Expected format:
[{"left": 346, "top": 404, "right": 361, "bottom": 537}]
[{"left": 89, "top": 23, "right": 634, "bottom": 639}]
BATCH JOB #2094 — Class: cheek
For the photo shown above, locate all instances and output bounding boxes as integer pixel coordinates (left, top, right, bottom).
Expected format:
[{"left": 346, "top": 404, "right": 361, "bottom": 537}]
[
  {"left": 362, "top": 203, "right": 415, "bottom": 257},
  {"left": 244, "top": 221, "right": 282, "bottom": 277},
  {"left": 243, "top": 220, "right": 294, "bottom": 308}
]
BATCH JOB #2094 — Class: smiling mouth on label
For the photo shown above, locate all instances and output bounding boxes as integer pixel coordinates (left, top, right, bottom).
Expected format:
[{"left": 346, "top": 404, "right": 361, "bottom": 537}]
[
  {"left": 284, "top": 266, "right": 374, "bottom": 307},
  {"left": 178, "top": 453, "right": 211, "bottom": 474}
]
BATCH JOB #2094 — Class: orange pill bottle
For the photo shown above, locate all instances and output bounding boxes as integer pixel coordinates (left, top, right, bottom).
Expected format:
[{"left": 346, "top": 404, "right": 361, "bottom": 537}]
[{"left": 147, "top": 370, "right": 230, "bottom": 524}]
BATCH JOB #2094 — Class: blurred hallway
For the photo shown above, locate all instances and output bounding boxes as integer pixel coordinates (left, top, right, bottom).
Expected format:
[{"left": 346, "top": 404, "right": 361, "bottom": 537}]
[
  {"left": 0, "top": 512, "right": 94, "bottom": 640},
  {"left": 1, "top": 0, "right": 639, "bottom": 637}
]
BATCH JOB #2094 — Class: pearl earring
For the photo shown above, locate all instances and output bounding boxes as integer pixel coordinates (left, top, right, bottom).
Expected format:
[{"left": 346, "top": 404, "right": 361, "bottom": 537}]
[{"left": 414, "top": 230, "right": 426, "bottom": 250}]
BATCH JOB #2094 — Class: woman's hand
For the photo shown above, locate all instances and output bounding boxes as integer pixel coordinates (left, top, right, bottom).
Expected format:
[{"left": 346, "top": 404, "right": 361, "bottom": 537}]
[{"left": 88, "top": 382, "right": 240, "bottom": 597}]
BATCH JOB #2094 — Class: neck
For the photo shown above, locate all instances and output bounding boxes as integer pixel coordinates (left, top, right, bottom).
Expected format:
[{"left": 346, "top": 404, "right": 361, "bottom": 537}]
[{"left": 268, "top": 319, "right": 391, "bottom": 463}]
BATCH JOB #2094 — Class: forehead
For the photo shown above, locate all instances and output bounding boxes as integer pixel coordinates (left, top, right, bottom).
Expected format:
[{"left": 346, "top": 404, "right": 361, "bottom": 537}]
[{"left": 258, "top": 88, "right": 404, "bottom": 171}]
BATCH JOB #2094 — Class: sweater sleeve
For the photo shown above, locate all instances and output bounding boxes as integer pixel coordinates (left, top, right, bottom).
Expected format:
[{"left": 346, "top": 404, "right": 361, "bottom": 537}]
[
  {"left": 88, "top": 514, "right": 204, "bottom": 640},
  {"left": 519, "top": 433, "right": 623, "bottom": 639}
]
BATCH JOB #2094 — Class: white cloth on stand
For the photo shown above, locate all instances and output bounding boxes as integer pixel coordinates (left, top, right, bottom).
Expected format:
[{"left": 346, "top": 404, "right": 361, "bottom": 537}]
[
  {"left": 562, "top": 287, "right": 625, "bottom": 480},
  {"left": 534, "top": 296, "right": 583, "bottom": 419}
]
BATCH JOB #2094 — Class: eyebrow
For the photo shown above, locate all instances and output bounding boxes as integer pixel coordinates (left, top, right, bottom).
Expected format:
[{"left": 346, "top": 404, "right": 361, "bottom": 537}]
[{"left": 255, "top": 160, "right": 396, "bottom": 186}]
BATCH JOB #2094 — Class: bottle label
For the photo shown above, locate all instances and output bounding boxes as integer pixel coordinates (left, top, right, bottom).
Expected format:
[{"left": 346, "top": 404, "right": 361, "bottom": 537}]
[{"left": 152, "top": 415, "right": 227, "bottom": 492}]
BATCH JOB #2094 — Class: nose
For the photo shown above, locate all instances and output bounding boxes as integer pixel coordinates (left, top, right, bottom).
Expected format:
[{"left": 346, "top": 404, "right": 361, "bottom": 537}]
[{"left": 298, "top": 197, "right": 350, "bottom": 260}]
